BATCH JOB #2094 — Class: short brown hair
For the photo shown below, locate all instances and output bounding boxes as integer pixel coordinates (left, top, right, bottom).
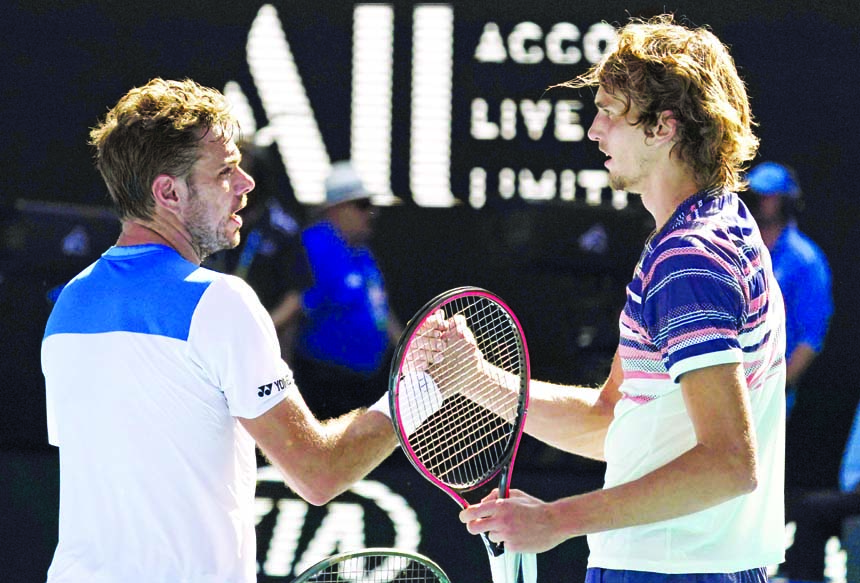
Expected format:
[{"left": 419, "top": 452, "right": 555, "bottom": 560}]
[
  {"left": 89, "top": 78, "right": 237, "bottom": 220},
  {"left": 562, "top": 14, "right": 758, "bottom": 192}
]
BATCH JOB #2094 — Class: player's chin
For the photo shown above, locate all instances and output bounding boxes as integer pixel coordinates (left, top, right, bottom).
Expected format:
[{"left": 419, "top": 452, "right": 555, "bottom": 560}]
[
  {"left": 608, "top": 173, "right": 628, "bottom": 193},
  {"left": 225, "top": 224, "right": 242, "bottom": 248},
  {"left": 208, "top": 232, "right": 241, "bottom": 256},
  {"left": 226, "top": 233, "right": 242, "bottom": 250}
]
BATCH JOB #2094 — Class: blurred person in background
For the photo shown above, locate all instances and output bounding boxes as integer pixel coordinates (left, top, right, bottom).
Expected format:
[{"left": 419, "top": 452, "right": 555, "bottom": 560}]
[
  {"left": 746, "top": 161, "right": 833, "bottom": 419},
  {"left": 746, "top": 162, "right": 835, "bottom": 582},
  {"left": 292, "top": 161, "right": 404, "bottom": 420}
]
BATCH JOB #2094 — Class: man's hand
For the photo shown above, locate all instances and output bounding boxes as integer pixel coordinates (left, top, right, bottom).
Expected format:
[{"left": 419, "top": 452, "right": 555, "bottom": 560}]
[
  {"left": 404, "top": 310, "right": 450, "bottom": 372},
  {"left": 458, "top": 488, "right": 568, "bottom": 554}
]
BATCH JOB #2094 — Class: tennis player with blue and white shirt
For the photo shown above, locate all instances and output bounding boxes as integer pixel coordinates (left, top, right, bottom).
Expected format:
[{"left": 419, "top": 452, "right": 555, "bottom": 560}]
[
  {"left": 459, "top": 16, "right": 786, "bottom": 583},
  {"left": 41, "top": 78, "right": 402, "bottom": 582}
]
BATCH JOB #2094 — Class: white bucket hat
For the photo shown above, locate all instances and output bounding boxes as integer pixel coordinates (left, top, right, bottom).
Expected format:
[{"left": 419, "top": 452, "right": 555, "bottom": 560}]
[{"left": 323, "top": 161, "right": 373, "bottom": 207}]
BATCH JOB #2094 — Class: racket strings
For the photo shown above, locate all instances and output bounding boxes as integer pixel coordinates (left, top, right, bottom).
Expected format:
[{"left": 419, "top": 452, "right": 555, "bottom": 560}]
[
  {"left": 398, "top": 295, "right": 526, "bottom": 488},
  {"left": 453, "top": 300, "right": 522, "bottom": 371},
  {"left": 428, "top": 362, "right": 517, "bottom": 421},
  {"left": 307, "top": 555, "right": 443, "bottom": 582},
  {"left": 412, "top": 399, "right": 512, "bottom": 483}
]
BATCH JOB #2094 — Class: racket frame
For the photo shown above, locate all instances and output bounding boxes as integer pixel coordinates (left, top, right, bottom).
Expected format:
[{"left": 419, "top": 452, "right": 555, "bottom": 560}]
[
  {"left": 291, "top": 547, "right": 451, "bottom": 583},
  {"left": 388, "top": 286, "right": 530, "bottom": 508}
]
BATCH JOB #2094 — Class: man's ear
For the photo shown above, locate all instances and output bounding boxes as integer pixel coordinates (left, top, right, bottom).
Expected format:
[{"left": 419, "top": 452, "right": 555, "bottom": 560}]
[
  {"left": 152, "top": 174, "right": 182, "bottom": 212},
  {"left": 652, "top": 110, "right": 678, "bottom": 143}
]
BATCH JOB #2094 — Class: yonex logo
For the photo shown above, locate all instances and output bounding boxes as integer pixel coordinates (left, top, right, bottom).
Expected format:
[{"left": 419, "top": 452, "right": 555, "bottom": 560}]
[{"left": 257, "top": 376, "right": 290, "bottom": 398}]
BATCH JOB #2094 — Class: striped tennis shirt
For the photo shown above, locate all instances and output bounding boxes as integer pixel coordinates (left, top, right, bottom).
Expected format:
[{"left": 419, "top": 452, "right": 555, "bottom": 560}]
[{"left": 587, "top": 188, "right": 787, "bottom": 574}]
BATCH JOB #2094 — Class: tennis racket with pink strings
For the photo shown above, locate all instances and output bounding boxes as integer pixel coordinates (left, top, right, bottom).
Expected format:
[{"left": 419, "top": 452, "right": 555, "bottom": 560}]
[{"left": 388, "top": 287, "right": 536, "bottom": 583}]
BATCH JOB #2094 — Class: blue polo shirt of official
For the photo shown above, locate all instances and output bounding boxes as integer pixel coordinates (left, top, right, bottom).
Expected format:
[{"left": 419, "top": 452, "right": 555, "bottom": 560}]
[
  {"left": 771, "top": 222, "right": 832, "bottom": 362},
  {"left": 297, "top": 221, "right": 391, "bottom": 374}
]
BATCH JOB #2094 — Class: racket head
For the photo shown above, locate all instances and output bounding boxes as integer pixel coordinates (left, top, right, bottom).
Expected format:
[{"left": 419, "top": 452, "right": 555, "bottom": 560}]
[
  {"left": 290, "top": 547, "right": 452, "bottom": 583},
  {"left": 389, "top": 286, "right": 530, "bottom": 506}
]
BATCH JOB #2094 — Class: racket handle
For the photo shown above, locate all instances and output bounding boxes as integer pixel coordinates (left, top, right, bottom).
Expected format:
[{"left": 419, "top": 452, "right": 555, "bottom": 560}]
[
  {"left": 486, "top": 544, "right": 536, "bottom": 583},
  {"left": 506, "top": 552, "right": 523, "bottom": 583},
  {"left": 487, "top": 550, "right": 509, "bottom": 583},
  {"left": 521, "top": 552, "right": 537, "bottom": 583},
  {"left": 489, "top": 550, "right": 537, "bottom": 583}
]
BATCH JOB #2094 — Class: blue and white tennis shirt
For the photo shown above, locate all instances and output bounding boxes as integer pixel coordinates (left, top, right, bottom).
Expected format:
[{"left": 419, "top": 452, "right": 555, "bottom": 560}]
[
  {"left": 42, "top": 244, "right": 291, "bottom": 582},
  {"left": 587, "top": 189, "right": 787, "bottom": 574}
]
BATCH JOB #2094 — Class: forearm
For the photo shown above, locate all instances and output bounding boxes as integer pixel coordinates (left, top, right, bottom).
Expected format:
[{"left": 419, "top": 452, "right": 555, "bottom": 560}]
[
  {"left": 550, "top": 440, "right": 758, "bottom": 538},
  {"left": 438, "top": 320, "right": 619, "bottom": 458},
  {"left": 552, "top": 363, "right": 758, "bottom": 537},
  {"left": 244, "top": 398, "right": 398, "bottom": 506},
  {"left": 524, "top": 350, "right": 622, "bottom": 459},
  {"left": 525, "top": 380, "right": 613, "bottom": 460},
  {"left": 308, "top": 410, "right": 400, "bottom": 502}
]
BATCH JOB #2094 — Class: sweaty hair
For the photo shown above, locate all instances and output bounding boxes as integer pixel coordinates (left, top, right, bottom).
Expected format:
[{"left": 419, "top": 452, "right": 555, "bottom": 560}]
[
  {"left": 562, "top": 14, "right": 759, "bottom": 192},
  {"left": 89, "top": 78, "right": 237, "bottom": 220}
]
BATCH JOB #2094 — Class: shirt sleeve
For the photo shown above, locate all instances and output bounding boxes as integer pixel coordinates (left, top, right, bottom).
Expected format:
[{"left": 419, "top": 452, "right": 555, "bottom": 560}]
[
  {"left": 642, "top": 236, "right": 747, "bottom": 382},
  {"left": 188, "top": 274, "right": 294, "bottom": 418}
]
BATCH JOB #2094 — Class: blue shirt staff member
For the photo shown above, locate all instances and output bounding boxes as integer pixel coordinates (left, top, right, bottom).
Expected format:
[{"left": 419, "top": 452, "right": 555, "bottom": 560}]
[
  {"left": 293, "top": 161, "right": 404, "bottom": 420},
  {"left": 747, "top": 162, "right": 837, "bottom": 583},
  {"left": 747, "top": 161, "right": 833, "bottom": 418}
]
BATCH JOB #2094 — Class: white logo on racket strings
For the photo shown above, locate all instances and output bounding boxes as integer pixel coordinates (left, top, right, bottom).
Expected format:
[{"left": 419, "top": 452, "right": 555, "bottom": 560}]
[{"left": 398, "top": 371, "right": 444, "bottom": 435}]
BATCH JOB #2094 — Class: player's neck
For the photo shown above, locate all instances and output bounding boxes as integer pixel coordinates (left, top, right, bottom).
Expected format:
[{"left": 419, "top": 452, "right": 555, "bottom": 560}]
[
  {"left": 116, "top": 220, "right": 202, "bottom": 264},
  {"left": 640, "top": 163, "right": 700, "bottom": 230}
]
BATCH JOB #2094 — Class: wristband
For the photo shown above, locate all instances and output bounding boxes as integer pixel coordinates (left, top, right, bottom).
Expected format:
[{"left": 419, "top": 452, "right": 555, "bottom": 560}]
[
  {"left": 368, "top": 391, "right": 392, "bottom": 418},
  {"left": 396, "top": 371, "right": 444, "bottom": 435}
]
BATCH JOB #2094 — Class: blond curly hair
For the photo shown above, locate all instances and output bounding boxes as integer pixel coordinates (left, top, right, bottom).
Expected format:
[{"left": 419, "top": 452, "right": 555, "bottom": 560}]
[{"left": 562, "top": 14, "right": 759, "bottom": 192}]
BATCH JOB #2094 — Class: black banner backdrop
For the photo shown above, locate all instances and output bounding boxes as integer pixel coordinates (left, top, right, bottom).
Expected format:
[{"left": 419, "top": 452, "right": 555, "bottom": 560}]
[
  {"left": 3, "top": 1, "right": 860, "bottom": 581},
  {"left": 0, "top": 450, "right": 604, "bottom": 583}
]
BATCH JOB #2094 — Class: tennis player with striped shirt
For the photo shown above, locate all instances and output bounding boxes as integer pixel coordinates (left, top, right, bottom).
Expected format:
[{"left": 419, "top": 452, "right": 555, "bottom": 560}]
[{"left": 459, "top": 15, "right": 786, "bottom": 583}]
